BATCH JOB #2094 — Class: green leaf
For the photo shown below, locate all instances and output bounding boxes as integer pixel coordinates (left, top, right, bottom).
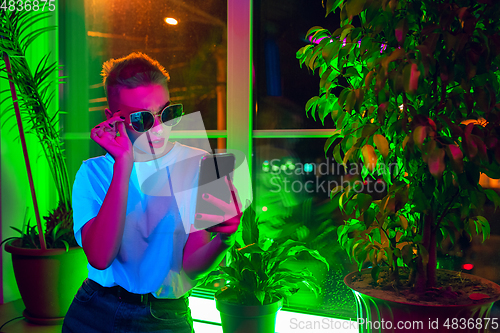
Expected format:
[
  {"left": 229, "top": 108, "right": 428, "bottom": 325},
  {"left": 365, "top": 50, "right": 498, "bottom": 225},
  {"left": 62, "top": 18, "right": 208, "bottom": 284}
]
[
  {"left": 61, "top": 240, "right": 69, "bottom": 252},
  {"left": 346, "top": 0, "right": 367, "bottom": 18},
  {"left": 484, "top": 189, "right": 500, "bottom": 211},
  {"left": 320, "top": 68, "right": 333, "bottom": 90},
  {"left": 363, "top": 207, "right": 376, "bottom": 227},
  {"left": 418, "top": 244, "right": 429, "bottom": 266},
  {"left": 242, "top": 206, "right": 258, "bottom": 246},
  {"left": 305, "top": 26, "right": 326, "bottom": 39},
  {"left": 9, "top": 226, "right": 25, "bottom": 236},
  {"left": 330, "top": 185, "right": 344, "bottom": 199},
  {"left": 373, "top": 134, "right": 389, "bottom": 158},
  {"left": 325, "top": 0, "right": 343, "bottom": 16},
  {"left": 476, "top": 216, "right": 490, "bottom": 243},
  {"left": 215, "top": 287, "right": 240, "bottom": 302},
  {"left": 361, "top": 124, "right": 379, "bottom": 138},
  {"left": 371, "top": 265, "right": 380, "bottom": 282},
  {"left": 370, "top": 227, "right": 381, "bottom": 244},
  {"left": 402, "top": 244, "right": 413, "bottom": 266},
  {"left": 239, "top": 243, "right": 264, "bottom": 254},
  {"left": 305, "top": 96, "right": 320, "bottom": 120},
  {"left": 345, "top": 66, "right": 360, "bottom": 78},
  {"left": 322, "top": 41, "right": 341, "bottom": 64},
  {"left": 324, "top": 130, "right": 343, "bottom": 155},
  {"left": 356, "top": 193, "right": 373, "bottom": 214},
  {"left": 333, "top": 144, "right": 343, "bottom": 165}
]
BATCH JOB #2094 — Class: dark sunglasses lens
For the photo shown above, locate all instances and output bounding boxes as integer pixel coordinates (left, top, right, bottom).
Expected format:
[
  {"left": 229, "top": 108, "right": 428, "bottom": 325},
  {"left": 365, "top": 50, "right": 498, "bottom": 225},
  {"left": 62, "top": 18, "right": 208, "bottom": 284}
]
[
  {"left": 161, "top": 104, "right": 183, "bottom": 126},
  {"left": 131, "top": 112, "right": 154, "bottom": 132}
]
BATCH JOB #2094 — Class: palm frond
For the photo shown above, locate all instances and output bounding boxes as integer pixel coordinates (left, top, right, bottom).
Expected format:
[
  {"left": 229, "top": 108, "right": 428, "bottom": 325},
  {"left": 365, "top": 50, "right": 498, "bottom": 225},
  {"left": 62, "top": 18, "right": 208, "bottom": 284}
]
[
  {"left": 21, "top": 27, "right": 56, "bottom": 53},
  {"left": 18, "top": 12, "right": 52, "bottom": 40}
]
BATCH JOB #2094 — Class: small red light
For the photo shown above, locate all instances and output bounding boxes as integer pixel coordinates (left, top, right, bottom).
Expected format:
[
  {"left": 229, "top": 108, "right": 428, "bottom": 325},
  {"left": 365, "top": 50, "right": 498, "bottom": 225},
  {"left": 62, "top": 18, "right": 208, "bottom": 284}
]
[{"left": 462, "top": 264, "right": 474, "bottom": 270}]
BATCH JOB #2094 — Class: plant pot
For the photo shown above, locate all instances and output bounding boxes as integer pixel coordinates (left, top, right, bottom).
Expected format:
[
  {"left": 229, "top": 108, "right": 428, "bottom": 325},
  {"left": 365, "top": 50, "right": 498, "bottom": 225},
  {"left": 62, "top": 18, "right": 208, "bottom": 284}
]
[
  {"left": 216, "top": 298, "right": 283, "bottom": 333},
  {"left": 344, "top": 269, "right": 500, "bottom": 333},
  {"left": 4, "top": 238, "right": 88, "bottom": 325}
]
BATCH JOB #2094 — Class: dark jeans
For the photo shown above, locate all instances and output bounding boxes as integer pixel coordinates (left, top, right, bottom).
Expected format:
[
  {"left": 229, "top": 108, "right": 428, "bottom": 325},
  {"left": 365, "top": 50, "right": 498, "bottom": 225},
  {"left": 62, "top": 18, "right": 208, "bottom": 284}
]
[{"left": 62, "top": 278, "right": 194, "bottom": 333}]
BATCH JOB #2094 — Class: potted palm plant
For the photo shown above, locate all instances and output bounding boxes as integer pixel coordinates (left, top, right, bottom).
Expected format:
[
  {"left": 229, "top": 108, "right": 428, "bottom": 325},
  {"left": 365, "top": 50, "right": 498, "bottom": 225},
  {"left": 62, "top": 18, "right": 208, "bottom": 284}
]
[
  {"left": 297, "top": 0, "right": 500, "bottom": 331},
  {"left": 201, "top": 204, "right": 329, "bottom": 333},
  {"left": 0, "top": 11, "right": 87, "bottom": 324}
]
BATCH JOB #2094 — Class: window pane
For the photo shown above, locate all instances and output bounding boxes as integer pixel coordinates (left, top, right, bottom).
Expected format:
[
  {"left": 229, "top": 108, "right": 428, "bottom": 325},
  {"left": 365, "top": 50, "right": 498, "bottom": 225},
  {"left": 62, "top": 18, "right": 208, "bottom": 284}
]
[
  {"left": 85, "top": 0, "right": 227, "bottom": 145},
  {"left": 254, "top": 0, "right": 339, "bottom": 130},
  {"left": 254, "top": 138, "right": 356, "bottom": 317}
]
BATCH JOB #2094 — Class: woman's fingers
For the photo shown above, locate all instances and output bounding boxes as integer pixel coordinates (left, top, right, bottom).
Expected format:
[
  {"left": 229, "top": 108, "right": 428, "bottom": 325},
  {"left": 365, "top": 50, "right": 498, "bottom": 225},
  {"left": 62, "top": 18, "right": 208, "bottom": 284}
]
[
  {"left": 116, "top": 120, "right": 129, "bottom": 139},
  {"left": 90, "top": 125, "right": 104, "bottom": 141},
  {"left": 225, "top": 176, "right": 242, "bottom": 215},
  {"left": 201, "top": 193, "right": 235, "bottom": 216},
  {"left": 90, "top": 116, "right": 126, "bottom": 141},
  {"left": 203, "top": 214, "right": 240, "bottom": 233},
  {"left": 206, "top": 224, "right": 239, "bottom": 234},
  {"left": 195, "top": 213, "right": 224, "bottom": 224}
]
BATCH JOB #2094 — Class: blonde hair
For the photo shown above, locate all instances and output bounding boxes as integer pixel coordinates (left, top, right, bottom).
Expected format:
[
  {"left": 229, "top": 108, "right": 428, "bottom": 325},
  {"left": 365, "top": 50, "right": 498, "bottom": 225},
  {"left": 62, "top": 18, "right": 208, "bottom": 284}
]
[{"left": 101, "top": 52, "right": 170, "bottom": 108}]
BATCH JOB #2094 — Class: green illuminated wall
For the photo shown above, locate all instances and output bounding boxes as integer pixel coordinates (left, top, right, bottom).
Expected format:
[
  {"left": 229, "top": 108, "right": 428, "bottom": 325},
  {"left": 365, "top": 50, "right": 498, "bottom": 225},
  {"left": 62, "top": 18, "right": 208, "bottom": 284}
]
[{"left": 58, "top": 0, "right": 90, "bottom": 184}]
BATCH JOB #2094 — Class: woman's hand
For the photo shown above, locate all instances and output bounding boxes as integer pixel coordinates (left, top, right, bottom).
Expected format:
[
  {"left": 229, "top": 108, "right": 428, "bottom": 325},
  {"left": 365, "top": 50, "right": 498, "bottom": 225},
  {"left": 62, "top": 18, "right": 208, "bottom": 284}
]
[
  {"left": 195, "top": 177, "right": 242, "bottom": 247},
  {"left": 90, "top": 115, "right": 134, "bottom": 167}
]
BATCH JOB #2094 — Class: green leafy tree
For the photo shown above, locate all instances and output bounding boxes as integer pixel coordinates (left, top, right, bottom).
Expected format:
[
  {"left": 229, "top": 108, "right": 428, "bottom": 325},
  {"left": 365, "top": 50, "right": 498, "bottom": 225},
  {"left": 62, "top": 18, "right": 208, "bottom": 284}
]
[{"left": 297, "top": 0, "right": 500, "bottom": 294}]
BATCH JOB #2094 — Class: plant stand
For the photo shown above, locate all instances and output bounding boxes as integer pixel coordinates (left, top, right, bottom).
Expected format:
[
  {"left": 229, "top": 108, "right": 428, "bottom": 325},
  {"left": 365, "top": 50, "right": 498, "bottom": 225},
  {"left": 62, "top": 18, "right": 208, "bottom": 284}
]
[
  {"left": 5, "top": 239, "right": 88, "bottom": 325},
  {"left": 345, "top": 270, "right": 500, "bottom": 333},
  {"left": 216, "top": 298, "right": 283, "bottom": 333}
]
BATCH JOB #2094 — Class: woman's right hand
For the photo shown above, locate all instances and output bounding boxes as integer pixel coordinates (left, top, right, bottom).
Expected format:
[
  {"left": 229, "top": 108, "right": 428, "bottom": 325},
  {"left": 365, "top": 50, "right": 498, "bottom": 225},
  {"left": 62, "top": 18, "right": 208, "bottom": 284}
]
[{"left": 90, "top": 115, "right": 134, "bottom": 167}]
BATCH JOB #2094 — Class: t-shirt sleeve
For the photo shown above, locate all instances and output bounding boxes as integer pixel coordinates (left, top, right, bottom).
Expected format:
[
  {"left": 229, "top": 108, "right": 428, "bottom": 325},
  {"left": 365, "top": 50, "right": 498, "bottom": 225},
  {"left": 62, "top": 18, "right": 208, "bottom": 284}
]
[{"left": 72, "top": 162, "right": 104, "bottom": 247}]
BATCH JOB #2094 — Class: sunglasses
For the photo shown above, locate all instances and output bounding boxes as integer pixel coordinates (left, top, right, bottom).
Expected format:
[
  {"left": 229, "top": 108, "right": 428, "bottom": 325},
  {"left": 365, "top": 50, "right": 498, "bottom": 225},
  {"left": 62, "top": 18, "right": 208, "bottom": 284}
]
[{"left": 128, "top": 104, "right": 184, "bottom": 132}]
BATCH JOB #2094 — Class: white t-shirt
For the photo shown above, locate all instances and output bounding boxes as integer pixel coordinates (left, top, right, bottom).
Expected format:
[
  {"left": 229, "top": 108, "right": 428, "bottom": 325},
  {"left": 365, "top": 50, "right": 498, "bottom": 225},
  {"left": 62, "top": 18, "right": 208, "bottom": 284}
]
[{"left": 72, "top": 142, "right": 208, "bottom": 299}]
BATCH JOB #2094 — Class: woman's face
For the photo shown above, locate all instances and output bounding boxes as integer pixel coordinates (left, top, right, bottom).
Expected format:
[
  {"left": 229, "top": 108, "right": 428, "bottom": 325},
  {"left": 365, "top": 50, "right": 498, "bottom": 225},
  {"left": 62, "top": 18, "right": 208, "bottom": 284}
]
[{"left": 105, "top": 84, "right": 173, "bottom": 160}]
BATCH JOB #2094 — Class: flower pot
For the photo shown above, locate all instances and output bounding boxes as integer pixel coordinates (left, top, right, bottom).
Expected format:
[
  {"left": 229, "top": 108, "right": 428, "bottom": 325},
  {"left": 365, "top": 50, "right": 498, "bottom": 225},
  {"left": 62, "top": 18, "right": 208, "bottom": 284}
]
[
  {"left": 215, "top": 298, "right": 283, "bottom": 333},
  {"left": 344, "top": 269, "right": 500, "bottom": 333},
  {"left": 4, "top": 239, "right": 88, "bottom": 325}
]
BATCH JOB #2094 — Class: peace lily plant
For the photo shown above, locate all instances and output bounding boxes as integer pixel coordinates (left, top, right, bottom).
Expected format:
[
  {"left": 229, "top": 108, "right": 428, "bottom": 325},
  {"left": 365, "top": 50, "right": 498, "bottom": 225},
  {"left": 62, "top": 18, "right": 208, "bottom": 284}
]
[
  {"left": 297, "top": 0, "right": 500, "bottom": 295},
  {"left": 203, "top": 204, "right": 329, "bottom": 306}
]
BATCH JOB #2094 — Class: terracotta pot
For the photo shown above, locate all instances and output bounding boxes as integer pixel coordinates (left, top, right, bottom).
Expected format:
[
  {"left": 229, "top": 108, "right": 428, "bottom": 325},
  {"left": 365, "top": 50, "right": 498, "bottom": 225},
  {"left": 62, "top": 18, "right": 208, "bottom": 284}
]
[
  {"left": 344, "top": 269, "right": 500, "bottom": 333},
  {"left": 4, "top": 238, "right": 88, "bottom": 325},
  {"left": 216, "top": 298, "right": 283, "bottom": 333}
]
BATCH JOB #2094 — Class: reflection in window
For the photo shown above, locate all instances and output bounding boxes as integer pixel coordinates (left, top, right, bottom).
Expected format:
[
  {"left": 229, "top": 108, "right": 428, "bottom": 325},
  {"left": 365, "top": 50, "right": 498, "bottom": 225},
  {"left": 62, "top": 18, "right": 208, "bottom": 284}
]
[
  {"left": 254, "top": 0, "right": 340, "bottom": 130},
  {"left": 85, "top": 0, "right": 227, "bottom": 154},
  {"left": 254, "top": 138, "right": 357, "bottom": 318}
]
